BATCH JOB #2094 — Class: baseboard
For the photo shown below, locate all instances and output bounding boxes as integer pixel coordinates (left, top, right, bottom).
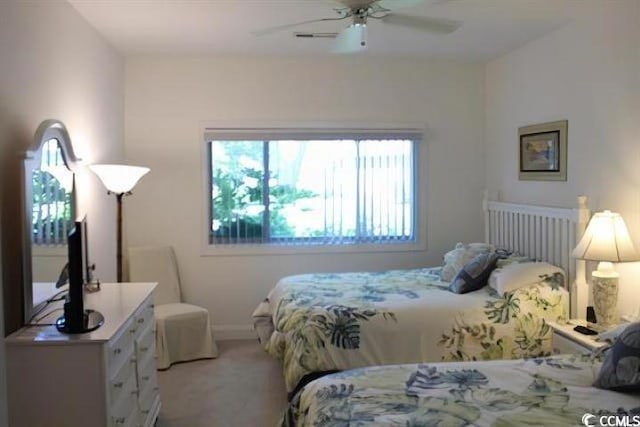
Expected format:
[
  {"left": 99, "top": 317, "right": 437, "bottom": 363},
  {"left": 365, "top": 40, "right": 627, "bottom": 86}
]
[{"left": 212, "top": 324, "right": 257, "bottom": 341}]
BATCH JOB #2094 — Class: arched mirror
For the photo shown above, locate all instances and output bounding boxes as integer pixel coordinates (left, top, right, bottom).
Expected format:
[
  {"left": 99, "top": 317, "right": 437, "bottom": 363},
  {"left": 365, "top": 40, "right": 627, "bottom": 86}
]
[{"left": 23, "top": 120, "right": 79, "bottom": 324}]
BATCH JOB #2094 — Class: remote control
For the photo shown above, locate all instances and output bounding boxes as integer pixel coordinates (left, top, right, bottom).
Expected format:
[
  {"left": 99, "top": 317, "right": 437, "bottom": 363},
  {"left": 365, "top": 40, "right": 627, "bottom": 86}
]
[{"left": 574, "top": 325, "right": 598, "bottom": 335}]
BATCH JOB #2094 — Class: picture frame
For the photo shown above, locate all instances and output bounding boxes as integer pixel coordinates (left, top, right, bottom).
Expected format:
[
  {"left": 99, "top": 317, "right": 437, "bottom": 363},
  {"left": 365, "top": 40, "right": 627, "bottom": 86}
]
[{"left": 518, "top": 120, "right": 567, "bottom": 181}]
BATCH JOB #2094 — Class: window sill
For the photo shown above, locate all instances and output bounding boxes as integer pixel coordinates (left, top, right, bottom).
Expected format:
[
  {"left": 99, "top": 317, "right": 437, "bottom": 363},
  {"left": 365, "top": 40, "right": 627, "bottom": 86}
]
[{"left": 200, "top": 241, "right": 426, "bottom": 257}]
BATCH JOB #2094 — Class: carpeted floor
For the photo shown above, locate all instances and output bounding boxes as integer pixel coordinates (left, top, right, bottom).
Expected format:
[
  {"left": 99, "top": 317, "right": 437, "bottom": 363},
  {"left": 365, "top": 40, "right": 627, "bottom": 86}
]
[{"left": 155, "top": 339, "right": 288, "bottom": 427}]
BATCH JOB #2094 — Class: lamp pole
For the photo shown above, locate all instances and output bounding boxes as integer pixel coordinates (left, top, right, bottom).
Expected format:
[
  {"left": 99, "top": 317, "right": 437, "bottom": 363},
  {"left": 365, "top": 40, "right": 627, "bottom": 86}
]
[
  {"left": 116, "top": 192, "right": 124, "bottom": 282},
  {"left": 109, "top": 190, "right": 132, "bottom": 282}
]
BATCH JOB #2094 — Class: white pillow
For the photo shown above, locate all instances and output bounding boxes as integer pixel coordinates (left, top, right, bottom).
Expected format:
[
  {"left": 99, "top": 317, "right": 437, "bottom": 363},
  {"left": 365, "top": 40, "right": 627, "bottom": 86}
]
[
  {"left": 488, "top": 262, "right": 565, "bottom": 295},
  {"left": 495, "top": 254, "right": 531, "bottom": 268}
]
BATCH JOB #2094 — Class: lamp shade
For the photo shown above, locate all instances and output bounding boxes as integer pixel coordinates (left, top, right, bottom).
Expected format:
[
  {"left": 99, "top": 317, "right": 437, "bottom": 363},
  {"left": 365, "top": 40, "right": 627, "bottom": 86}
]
[
  {"left": 89, "top": 164, "right": 150, "bottom": 194},
  {"left": 572, "top": 210, "right": 639, "bottom": 262}
]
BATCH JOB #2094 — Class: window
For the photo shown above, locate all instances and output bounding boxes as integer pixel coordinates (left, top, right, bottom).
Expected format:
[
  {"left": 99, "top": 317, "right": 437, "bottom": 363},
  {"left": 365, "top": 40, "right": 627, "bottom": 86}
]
[{"left": 205, "top": 129, "right": 419, "bottom": 246}]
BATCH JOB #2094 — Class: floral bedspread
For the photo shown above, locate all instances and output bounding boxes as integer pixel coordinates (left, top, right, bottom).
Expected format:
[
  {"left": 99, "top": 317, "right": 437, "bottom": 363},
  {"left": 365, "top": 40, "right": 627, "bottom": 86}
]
[
  {"left": 252, "top": 267, "right": 568, "bottom": 392},
  {"left": 282, "top": 354, "right": 640, "bottom": 426}
]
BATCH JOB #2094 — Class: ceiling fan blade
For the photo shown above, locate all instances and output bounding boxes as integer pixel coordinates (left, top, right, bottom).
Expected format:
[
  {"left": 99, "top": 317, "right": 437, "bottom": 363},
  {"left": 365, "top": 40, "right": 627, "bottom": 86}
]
[
  {"left": 332, "top": 24, "right": 367, "bottom": 54},
  {"left": 253, "top": 17, "right": 347, "bottom": 37},
  {"left": 380, "top": 13, "right": 461, "bottom": 34},
  {"left": 377, "top": 0, "right": 433, "bottom": 10},
  {"left": 331, "top": 0, "right": 447, "bottom": 10},
  {"left": 330, "top": 0, "right": 376, "bottom": 7}
]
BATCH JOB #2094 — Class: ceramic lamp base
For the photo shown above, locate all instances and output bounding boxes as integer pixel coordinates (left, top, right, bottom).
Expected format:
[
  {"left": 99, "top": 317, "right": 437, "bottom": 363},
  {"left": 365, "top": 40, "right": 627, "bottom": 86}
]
[{"left": 592, "top": 270, "right": 618, "bottom": 328}]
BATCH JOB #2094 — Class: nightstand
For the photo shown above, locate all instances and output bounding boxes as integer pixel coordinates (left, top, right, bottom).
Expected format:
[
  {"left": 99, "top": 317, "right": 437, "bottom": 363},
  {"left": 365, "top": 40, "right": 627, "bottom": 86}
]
[{"left": 549, "top": 321, "right": 608, "bottom": 355}]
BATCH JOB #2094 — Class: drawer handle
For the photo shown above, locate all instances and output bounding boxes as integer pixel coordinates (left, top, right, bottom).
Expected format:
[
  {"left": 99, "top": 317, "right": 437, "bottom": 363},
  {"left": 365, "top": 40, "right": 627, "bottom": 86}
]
[
  {"left": 129, "top": 328, "right": 137, "bottom": 334},
  {"left": 141, "top": 375, "right": 150, "bottom": 381},
  {"left": 140, "top": 346, "right": 149, "bottom": 352},
  {"left": 113, "top": 348, "right": 122, "bottom": 355},
  {"left": 150, "top": 304, "right": 155, "bottom": 308},
  {"left": 113, "top": 382, "right": 124, "bottom": 388},
  {"left": 142, "top": 410, "right": 150, "bottom": 415},
  {"left": 137, "top": 318, "right": 145, "bottom": 324},
  {"left": 115, "top": 417, "right": 126, "bottom": 424},
  {"left": 153, "top": 386, "right": 160, "bottom": 392},
  {"left": 131, "top": 390, "right": 138, "bottom": 396}
]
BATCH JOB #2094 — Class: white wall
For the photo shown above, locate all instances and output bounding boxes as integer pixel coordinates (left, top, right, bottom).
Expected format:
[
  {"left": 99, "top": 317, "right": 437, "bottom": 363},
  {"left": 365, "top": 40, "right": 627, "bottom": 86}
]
[
  {"left": 0, "top": 0, "right": 125, "bottom": 281},
  {"left": 125, "top": 56, "right": 486, "bottom": 336},
  {"left": 485, "top": 1, "right": 640, "bottom": 318},
  {"left": 0, "top": 1, "right": 124, "bottom": 422}
]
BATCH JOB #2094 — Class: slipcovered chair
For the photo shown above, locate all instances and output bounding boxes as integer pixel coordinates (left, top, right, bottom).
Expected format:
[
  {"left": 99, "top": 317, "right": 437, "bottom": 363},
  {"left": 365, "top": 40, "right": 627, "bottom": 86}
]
[{"left": 128, "top": 246, "right": 218, "bottom": 369}]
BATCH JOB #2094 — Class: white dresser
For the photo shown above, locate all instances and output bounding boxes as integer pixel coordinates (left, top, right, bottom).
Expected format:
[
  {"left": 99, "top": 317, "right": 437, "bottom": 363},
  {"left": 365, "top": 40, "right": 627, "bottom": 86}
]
[{"left": 6, "top": 282, "right": 161, "bottom": 427}]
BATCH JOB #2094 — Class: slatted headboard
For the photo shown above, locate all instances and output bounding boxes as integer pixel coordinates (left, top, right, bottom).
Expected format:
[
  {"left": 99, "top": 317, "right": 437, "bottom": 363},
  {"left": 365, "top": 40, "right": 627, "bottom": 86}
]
[{"left": 483, "top": 194, "right": 590, "bottom": 318}]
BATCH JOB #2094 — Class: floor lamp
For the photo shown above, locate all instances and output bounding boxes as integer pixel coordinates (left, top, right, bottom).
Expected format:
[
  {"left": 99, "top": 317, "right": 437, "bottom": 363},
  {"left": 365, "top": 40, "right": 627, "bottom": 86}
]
[{"left": 89, "top": 164, "right": 150, "bottom": 282}]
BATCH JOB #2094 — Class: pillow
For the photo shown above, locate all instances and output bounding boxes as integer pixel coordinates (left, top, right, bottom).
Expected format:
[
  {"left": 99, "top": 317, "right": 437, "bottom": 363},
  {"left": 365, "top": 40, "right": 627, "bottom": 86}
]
[
  {"left": 441, "top": 242, "right": 495, "bottom": 282},
  {"left": 594, "top": 322, "right": 640, "bottom": 391},
  {"left": 488, "top": 262, "right": 565, "bottom": 295},
  {"left": 495, "top": 254, "right": 532, "bottom": 269},
  {"left": 598, "top": 322, "right": 632, "bottom": 344},
  {"left": 449, "top": 252, "right": 499, "bottom": 294}
]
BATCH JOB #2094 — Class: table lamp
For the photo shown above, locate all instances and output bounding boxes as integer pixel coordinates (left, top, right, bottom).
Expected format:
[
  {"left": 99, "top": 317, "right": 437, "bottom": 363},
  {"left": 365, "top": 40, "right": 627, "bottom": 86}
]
[
  {"left": 572, "top": 210, "right": 639, "bottom": 327},
  {"left": 89, "top": 164, "right": 150, "bottom": 282}
]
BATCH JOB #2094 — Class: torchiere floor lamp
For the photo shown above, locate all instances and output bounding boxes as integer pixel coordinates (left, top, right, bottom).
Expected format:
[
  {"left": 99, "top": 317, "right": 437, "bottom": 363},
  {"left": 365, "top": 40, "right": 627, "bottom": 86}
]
[{"left": 89, "top": 164, "right": 150, "bottom": 282}]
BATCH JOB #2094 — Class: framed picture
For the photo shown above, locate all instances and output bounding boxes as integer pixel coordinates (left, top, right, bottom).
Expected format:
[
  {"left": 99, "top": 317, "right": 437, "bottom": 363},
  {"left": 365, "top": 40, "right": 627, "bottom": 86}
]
[{"left": 518, "top": 120, "right": 567, "bottom": 181}]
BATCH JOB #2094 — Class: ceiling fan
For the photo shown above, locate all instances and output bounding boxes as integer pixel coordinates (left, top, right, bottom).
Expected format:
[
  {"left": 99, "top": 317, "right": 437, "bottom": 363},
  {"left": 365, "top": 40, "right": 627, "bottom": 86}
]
[{"left": 253, "top": 0, "right": 461, "bottom": 54}]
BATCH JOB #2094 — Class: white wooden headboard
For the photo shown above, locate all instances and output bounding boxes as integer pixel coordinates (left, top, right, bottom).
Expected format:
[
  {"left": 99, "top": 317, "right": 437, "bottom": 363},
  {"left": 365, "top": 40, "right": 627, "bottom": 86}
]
[{"left": 483, "top": 194, "right": 590, "bottom": 318}]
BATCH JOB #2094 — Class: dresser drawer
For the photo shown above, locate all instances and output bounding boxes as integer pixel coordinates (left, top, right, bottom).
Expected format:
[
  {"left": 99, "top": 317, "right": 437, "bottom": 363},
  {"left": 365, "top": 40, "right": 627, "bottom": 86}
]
[
  {"left": 138, "top": 379, "right": 160, "bottom": 427},
  {"left": 136, "top": 322, "right": 155, "bottom": 362},
  {"left": 133, "top": 297, "right": 154, "bottom": 337},
  {"left": 137, "top": 349, "right": 158, "bottom": 393},
  {"left": 109, "top": 318, "right": 138, "bottom": 374},
  {"left": 109, "top": 349, "right": 136, "bottom": 407},
  {"left": 109, "top": 375, "right": 139, "bottom": 427},
  {"left": 110, "top": 404, "right": 138, "bottom": 427}
]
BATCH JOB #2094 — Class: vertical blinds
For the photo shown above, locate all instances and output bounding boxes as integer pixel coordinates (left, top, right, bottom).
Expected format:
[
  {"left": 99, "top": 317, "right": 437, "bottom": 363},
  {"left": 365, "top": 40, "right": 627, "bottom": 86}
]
[{"left": 32, "top": 139, "right": 71, "bottom": 245}]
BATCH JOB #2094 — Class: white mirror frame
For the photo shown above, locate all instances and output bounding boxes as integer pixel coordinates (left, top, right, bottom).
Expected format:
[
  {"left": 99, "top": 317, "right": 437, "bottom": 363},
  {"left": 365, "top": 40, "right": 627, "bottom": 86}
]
[{"left": 22, "top": 120, "right": 79, "bottom": 324}]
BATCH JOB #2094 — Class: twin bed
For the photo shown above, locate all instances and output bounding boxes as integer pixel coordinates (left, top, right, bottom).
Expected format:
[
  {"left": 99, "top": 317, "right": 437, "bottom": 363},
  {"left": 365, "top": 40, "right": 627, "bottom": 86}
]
[
  {"left": 282, "top": 354, "right": 640, "bottom": 426},
  {"left": 251, "top": 196, "right": 636, "bottom": 424},
  {"left": 253, "top": 265, "right": 569, "bottom": 394}
]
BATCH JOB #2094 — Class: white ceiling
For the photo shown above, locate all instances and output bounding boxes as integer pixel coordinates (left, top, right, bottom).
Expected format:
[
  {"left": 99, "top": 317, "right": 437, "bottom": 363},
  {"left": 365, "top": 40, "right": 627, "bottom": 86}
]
[{"left": 67, "top": 0, "right": 587, "bottom": 60}]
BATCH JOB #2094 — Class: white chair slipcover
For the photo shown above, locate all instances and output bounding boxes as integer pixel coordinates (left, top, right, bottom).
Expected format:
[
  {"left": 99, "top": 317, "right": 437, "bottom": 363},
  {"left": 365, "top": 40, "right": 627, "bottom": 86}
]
[{"left": 128, "top": 246, "right": 218, "bottom": 369}]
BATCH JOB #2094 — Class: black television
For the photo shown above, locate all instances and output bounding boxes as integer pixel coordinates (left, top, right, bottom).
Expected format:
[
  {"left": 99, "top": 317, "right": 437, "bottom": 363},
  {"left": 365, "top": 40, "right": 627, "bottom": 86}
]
[{"left": 55, "top": 216, "right": 104, "bottom": 334}]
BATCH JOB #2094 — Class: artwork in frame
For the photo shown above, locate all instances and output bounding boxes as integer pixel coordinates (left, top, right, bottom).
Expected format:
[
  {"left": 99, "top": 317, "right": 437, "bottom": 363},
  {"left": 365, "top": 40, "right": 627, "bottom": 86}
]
[{"left": 518, "top": 120, "right": 567, "bottom": 181}]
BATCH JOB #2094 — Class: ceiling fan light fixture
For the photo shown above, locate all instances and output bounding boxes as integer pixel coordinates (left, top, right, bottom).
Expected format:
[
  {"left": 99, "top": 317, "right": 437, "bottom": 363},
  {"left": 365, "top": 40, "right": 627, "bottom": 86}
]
[
  {"left": 356, "top": 23, "right": 367, "bottom": 47},
  {"left": 333, "top": 23, "right": 367, "bottom": 53}
]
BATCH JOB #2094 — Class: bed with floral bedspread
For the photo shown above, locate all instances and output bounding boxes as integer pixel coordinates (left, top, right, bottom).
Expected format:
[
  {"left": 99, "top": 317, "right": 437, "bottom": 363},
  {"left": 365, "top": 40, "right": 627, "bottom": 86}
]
[
  {"left": 252, "top": 266, "right": 568, "bottom": 393},
  {"left": 282, "top": 353, "right": 640, "bottom": 426}
]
